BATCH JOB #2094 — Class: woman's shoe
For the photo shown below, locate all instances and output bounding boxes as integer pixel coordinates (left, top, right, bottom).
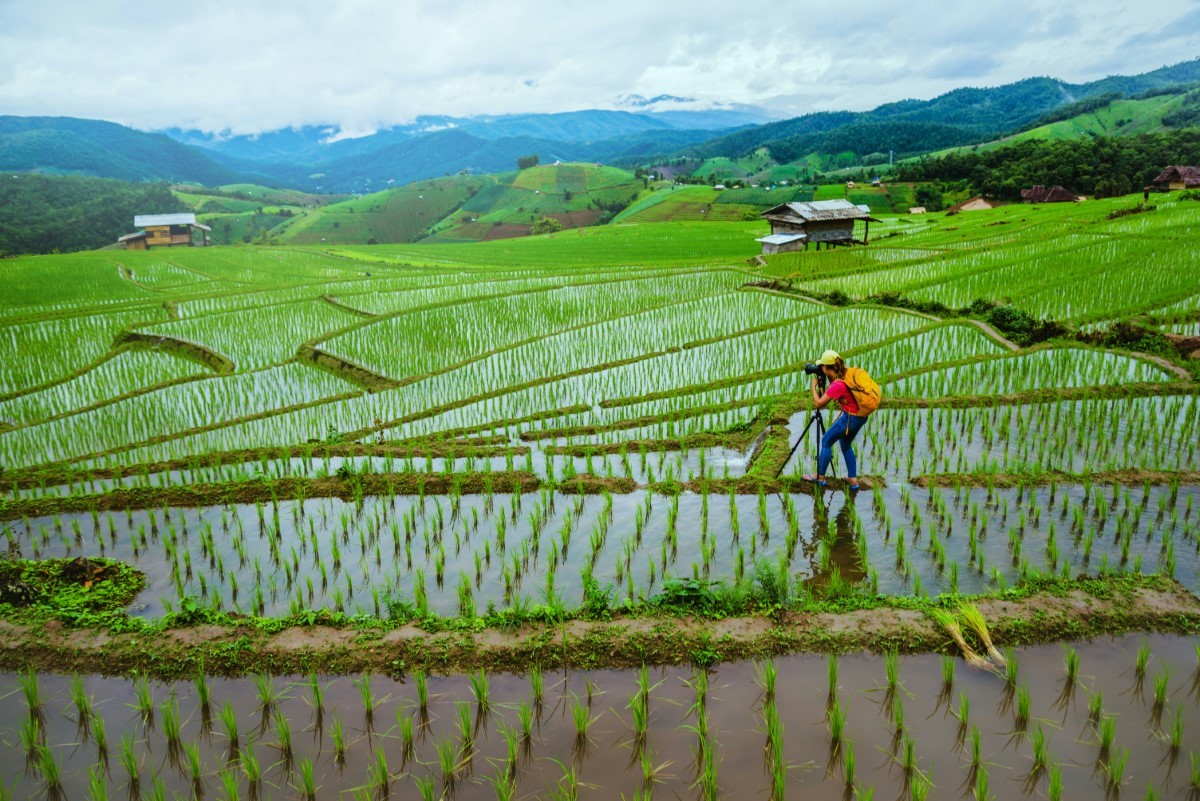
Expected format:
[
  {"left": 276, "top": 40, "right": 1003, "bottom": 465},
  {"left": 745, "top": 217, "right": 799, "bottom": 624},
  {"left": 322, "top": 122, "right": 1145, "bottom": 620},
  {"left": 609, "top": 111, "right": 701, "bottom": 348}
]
[{"left": 802, "top": 474, "right": 827, "bottom": 487}]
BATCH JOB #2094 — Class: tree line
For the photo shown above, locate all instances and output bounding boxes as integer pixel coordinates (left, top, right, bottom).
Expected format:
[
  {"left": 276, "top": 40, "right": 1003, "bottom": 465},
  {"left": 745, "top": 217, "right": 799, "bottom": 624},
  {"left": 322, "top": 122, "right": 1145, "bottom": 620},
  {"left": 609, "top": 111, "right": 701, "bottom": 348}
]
[
  {"left": 0, "top": 174, "right": 190, "bottom": 256},
  {"left": 894, "top": 129, "right": 1200, "bottom": 199}
]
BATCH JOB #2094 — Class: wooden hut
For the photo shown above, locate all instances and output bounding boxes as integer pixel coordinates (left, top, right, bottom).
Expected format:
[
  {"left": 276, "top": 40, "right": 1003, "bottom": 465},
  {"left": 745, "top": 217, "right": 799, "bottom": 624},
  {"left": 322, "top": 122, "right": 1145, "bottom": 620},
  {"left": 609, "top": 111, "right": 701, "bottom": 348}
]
[
  {"left": 1020, "top": 185, "right": 1079, "bottom": 203},
  {"left": 118, "top": 213, "right": 210, "bottom": 249},
  {"left": 757, "top": 199, "right": 878, "bottom": 253},
  {"left": 1152, "top": 166, "right": 1200, "bottom": 191}
]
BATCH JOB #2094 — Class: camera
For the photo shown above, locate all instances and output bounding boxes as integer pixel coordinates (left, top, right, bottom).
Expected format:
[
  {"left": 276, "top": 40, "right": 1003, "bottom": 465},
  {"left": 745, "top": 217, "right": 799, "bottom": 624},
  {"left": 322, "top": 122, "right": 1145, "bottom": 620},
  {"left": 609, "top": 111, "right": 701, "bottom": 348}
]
[{"left": 804, "top": 362, "right": 827, "bottom": 390}]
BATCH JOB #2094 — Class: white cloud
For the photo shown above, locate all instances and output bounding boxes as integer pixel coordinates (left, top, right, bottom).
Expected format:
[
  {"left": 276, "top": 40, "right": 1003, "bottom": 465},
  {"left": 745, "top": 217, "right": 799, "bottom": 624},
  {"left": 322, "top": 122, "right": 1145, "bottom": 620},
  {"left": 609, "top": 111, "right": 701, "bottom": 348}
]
[{"left": 0, "top": 0, "right": 1196, "bottom": 133}]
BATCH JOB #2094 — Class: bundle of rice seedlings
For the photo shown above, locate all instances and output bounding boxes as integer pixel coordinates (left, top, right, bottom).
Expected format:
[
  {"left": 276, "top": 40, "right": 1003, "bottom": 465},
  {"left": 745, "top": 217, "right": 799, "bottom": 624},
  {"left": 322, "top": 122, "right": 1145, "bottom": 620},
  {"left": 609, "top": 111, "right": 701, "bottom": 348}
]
[
  {"left": 928, "top": 608, "right": 992, "bottom": 670},
  {"left": 958, "top": 603, "right": 1007, "bottom": 669}
]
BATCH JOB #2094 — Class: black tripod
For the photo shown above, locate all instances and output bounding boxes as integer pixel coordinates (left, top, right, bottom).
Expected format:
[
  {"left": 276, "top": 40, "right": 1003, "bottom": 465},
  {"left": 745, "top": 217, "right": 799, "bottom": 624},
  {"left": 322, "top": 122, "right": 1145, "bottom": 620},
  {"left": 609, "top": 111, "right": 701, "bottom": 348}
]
[{"left": 777, "top": 410, "right": 835, "bottom": 479}]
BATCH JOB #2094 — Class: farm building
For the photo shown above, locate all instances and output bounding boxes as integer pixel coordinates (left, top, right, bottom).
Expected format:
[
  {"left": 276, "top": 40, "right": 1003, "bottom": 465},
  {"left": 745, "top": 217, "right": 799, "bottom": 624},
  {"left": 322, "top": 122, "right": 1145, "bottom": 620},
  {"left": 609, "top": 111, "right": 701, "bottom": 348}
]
[
  {"left": 1152, "top": 166, "right": 1200, "bottom": 190},
  {"left": 118, "top": 213, "right": 211, "bottom": 250},
  {"left": 757, "top": 199, "right": 878, "bottom": 254},
  {"left": 1020, "top": 185, "right": 1079, "bottom": 203},
  {"left": 947, "top": 197, "right": 997, "bottom": 212},
  {"left": 908, "top": 206, "right": 927, "bottom": 215}
]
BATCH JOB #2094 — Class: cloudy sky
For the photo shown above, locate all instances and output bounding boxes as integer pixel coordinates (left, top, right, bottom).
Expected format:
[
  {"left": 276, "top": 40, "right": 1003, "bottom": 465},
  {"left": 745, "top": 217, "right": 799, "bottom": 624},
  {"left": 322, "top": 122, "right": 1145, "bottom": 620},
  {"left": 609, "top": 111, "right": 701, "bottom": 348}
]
[{"left": 1, "top": 0, "right": 1197, "bottom": 134}]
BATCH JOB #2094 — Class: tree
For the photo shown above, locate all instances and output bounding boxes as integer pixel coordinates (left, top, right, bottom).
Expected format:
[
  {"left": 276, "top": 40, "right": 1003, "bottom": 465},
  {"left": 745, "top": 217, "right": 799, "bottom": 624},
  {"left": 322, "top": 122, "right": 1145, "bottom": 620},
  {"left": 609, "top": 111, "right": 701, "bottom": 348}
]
[
  {"left": 914, "top": 184, "right": 945, "bottom": 211},
  {"left": 530, "top": 216, "right": 563, "bottom": 235},
  {"left": 517, "top": 154, "right": 540, "bottom": 170}
]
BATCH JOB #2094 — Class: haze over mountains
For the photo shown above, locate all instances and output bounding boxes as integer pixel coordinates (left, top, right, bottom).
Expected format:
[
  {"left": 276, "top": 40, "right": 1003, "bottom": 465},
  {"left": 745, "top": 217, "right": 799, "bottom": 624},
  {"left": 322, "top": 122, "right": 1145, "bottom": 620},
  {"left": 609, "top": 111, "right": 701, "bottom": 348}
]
[{"left": 2, "top": 58, "right": 1198, "bottom": 194}]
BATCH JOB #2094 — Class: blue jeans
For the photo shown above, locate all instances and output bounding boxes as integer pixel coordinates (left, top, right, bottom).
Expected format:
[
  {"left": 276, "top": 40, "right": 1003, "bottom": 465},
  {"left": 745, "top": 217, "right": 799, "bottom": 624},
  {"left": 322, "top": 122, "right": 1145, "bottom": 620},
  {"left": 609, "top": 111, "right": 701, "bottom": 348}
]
[{"left": 818, "top": 413, "right": 867, "bottom": 478}]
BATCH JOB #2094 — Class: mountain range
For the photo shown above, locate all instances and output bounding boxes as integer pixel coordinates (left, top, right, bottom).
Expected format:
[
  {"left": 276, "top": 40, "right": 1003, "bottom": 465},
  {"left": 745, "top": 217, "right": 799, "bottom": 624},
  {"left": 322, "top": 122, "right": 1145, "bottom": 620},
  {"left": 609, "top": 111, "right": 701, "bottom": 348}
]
[{"left": 1, "top": 58, "right": 1197, "bottom": 193}]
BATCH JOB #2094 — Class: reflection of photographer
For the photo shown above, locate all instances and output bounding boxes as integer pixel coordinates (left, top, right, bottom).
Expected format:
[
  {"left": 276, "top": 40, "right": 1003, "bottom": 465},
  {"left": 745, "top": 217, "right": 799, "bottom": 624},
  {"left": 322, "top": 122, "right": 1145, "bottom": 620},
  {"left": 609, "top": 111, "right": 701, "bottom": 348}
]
[{"left": 803, "top": 350, "right": 880, "bottom": 489}]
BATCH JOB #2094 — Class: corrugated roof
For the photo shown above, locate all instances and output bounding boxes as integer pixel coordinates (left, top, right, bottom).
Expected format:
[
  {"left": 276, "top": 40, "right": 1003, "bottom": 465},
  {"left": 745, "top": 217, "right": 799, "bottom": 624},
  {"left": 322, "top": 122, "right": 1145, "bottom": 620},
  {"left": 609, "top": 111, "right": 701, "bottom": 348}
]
[
  {"left": 756, "top": 233, "right": 807, "bottom": 245},
  {"left": 762, "top": 199, "right": 874, "bottom": 222},
  {"left": 117, "top": 231, "right": 147, "bottom": 242},
  {"left": 134, "top": 213, "right": 197, "bottom": 227}
]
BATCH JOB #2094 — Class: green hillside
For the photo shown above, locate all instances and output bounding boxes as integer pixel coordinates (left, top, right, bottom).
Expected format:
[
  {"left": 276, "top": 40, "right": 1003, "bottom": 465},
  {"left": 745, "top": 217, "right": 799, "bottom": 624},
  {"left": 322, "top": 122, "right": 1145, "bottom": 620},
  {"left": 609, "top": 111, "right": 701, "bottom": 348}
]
[
  {"left": 270, "top": 175, "right": 492, "bottom": 245},
  {"left": 422, "top": 163, "right": 644, "bottom": 242}
]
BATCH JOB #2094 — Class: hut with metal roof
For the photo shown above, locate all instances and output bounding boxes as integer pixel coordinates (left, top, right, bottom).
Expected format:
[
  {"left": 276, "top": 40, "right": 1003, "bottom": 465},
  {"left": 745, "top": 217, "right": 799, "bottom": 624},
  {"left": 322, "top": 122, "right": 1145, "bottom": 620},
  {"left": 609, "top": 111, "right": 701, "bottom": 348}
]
[
  {"left": 756, "top": 199, "right": 878, "bottom": 253},
  {"left": 1020, "top": 185, "right": 1079, "bottom": 203},
  {"left": 118, "top": 213, "right": 210, "bottom": 250}
]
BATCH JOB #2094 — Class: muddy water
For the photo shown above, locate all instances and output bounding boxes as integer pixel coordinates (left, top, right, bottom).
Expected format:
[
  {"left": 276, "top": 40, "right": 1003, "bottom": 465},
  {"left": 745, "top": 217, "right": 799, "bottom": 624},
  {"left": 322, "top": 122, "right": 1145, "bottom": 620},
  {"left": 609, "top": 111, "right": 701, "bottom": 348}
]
[
  {"left": 2, "top": 634, "right": 1198, "bottom": 799},
  {"left": 7, "top": 482, "right": 1200, "bottom": 618}
]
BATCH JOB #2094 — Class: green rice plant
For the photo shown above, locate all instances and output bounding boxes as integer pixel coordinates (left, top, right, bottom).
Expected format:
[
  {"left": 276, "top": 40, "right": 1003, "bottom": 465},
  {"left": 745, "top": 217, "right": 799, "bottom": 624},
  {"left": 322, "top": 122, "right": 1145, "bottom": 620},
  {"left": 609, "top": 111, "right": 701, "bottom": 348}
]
[
  {"left": 355, "top": 674, "right": 375, "bottom": 725},
  {"left": 1170, "top": 705, "right": 1184, "bottom": 751},
  {"left": 1063, "top": 646, "right": 1080, "bottom": 685},
  {"left": 531, "top": 665, "right": 544, "bottom": 708},
  {"left": 974, "top": 763, "right": 990, "bottom": 801},
  {"left": 941, "top": 655, "right": 955, "bottom": 690},
  {"left": 131, "top": 675, "right": 154, "bottom": 726},
  {"left": 415, "top": 775, "right": 437, "bottom": 801},
  {"left": 891, "top": 692, "right": 905, "bottom": 733},
  {"left": 755, "top": 660, "right": 777, "bottom": 703},
  {"left": 18, "top": 666, "right": 42, "bottom": 718},
  {"left": 295, "top": 757, "right": 317, "bottom": 801},
  {"left": 1047, "top": 763, "right": 1063, "bottom": 801},
  {"left": 843, "top": 737, "right": 856, "bottom": 787},
  {"left": 1189, "top": 752, "right": 1200, "bottom": 790},
  {"left": 252, "top": 672, "right": 280, "bottom": 713},
  {"left": 274, "top": 709, "right": 294, "bottom": 766},
  {"left": 161, "top": 693, "right": 182, "bottom": 753},
  {"left": 1099, "top": 715, "right": 1117, "bottom": 759},
  {"left": 35, "top": 745, "right": 62, "bottom": 799},
  {"left": 397, "top": 709, "right": 415, "bottom": 761},
  {"left": 518, "top": 700, "right": 534, "bottom": 741},
  {"left": 470, "top": 670, "right": 491, "bottom": 713},
  {"left": 86, "top": 763, "right": 107, "bottom": 801},
  {"left": 240, "top": 740, "right": 261, "bottom": 788},
  {"left": 436, "top": 735, "right": 459, "bottom": 785},
  {"left": 92, "top": 713, "right": 107, "bottom": 761},
  {"left": 1087, "top": 689, "right": 1103, "bottom": 725},
  {"left": 68, "top": 674, "right": 92, "bottom": 731},
  {"left": 1136, "top": 642, "right": 1151, "bottom": 679},
  {"left": 369, "top": 747, "right": 390, "bottom": 798},
  {"left": 118, "top": 731, "right": 139, "bottom": 786},
  {"left": 957, "top": 691, "right": 970, "bottom": 725},
  {"left": 306, "top": 671, "right": 323, "bottom": 716},
  {"left": 829, "top": 699, "right": 846, "bottom": 748},
  {"left": 1014, "top": 684, "right": 1031, "bottom": 731},
  {"left": 193, "top": 666, "right": 212, "bottom": 717},
  {"left": 1030, "top": 723, "right": 1049, "bottom": 772},
  {"left": 827, "top": 654, "right": 839, "bottom": 702},
  {"left": 19, "top": 713, "right": 40, "bottom": 759},
  {"left": 969, "top": 725, "right": 982, "bottom": 768},
  {"left": 884, "top": 650, "right": 900, "bottom": 699},
  {"left": 1107, "top": 746, "right": 1130, "bottom": 789},
  {"left": 218, "top": 702, "right": 238, "bottom": 754},
  {"left": 415, "top": 670, "right": 429, "bottom": 712},
  {"left": 183, "top": 741, "right": 203, "bottom": 792},
  {"left": 1153, "top": 666, "right": 1171, "bottom": 710},
  {"left": 331, "top": 711, "right": 347, "bottom": 764},
  {"left": 1003, "top": 648, "right": 1020, "bottom": 687}
]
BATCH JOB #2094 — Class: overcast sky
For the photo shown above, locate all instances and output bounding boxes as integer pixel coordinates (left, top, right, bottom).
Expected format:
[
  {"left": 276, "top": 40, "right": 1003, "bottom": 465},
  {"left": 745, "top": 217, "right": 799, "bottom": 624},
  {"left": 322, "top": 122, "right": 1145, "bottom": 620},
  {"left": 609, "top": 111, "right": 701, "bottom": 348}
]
[{"left": 1, "top": 0, "right": 1197, "bottom": 135}]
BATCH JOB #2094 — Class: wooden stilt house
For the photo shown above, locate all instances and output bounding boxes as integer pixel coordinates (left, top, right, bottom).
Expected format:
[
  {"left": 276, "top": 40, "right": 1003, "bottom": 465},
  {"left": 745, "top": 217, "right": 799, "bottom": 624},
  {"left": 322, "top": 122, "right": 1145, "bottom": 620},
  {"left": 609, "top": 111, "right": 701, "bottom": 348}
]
[
  {"left": 756, "top": 199, "right": 878, "bottom": 254},
  {"left": 118, "top": 213, "right": 210, "bottom": 250}
]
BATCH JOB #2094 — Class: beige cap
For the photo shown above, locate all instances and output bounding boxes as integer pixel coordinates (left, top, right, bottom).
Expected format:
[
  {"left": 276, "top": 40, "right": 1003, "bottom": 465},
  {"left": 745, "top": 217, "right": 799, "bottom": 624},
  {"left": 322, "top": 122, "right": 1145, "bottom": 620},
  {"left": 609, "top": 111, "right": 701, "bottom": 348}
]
[{"left": 815, "top": 349, "right": 841, "bottom": 365}]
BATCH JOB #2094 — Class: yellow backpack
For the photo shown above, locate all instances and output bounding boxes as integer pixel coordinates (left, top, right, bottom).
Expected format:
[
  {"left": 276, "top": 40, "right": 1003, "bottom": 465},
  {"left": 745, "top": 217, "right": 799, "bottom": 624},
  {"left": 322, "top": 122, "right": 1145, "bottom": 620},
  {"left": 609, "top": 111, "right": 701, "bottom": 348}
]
[{"left": 843, "top": 367, "right": 882, "bottom": 416}]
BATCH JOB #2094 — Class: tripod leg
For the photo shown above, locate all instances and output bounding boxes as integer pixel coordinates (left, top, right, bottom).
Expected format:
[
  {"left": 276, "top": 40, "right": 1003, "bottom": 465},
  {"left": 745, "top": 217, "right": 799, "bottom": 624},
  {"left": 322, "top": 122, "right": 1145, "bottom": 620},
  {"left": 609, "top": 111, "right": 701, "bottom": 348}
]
[{"left": 776, "top": 411, "right": 823, "bottom": 479}]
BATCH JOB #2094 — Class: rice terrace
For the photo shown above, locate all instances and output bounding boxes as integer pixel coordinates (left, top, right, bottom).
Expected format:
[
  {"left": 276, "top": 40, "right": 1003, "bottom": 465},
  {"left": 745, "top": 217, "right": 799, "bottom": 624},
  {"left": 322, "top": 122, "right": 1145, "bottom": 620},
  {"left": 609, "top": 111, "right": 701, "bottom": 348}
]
[{"left": 1, "top": 183, "right": 1200, "bottom": 801}]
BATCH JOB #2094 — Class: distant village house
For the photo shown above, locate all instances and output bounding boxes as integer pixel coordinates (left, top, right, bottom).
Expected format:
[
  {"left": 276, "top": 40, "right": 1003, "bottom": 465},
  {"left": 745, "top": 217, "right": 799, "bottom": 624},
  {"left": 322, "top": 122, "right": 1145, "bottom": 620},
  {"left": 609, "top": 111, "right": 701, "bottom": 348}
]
[
  {"left": 1152, "top": 166, "right": 1200, "bottom": 191},
  {"left": 1020, "top": 185, "right": 1079, "bottom": 203},
  {"left": 118, "top": 213, "right": 210, "bottom": 250},
  {"left": 756, "top": 199, "right": 878, "bottom": 255}
]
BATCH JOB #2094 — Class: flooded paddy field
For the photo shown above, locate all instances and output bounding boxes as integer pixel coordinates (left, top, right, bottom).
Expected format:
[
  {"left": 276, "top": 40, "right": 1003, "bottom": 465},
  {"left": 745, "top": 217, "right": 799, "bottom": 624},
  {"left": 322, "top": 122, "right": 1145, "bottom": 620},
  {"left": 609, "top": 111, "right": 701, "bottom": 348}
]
[
  {"left": 6, "top": 481, "right": 1199, "bottom": 619},
  {"left": 3, "top": 633, "right": 1200, "bottom": 799}
]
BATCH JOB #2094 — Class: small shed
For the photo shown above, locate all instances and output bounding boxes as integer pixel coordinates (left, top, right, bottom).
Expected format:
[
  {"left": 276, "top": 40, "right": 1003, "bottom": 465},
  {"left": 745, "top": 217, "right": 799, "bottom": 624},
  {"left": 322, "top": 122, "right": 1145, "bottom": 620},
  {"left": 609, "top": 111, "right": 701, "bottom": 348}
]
[
  {"left": 759, "top": 199, "right": 878, "bottom": 253},
  {"left": 755, "top": 233, "right": 807, "bottom": 255},
  {"left": 119, "top": 213, "right": 210, "bottom": 249},
  {"left": 1020, "top": 185, "right": 1079, "bottom": 203},
  {"left": 908, "top": 206, "right": 927, "bottom": 215},
  {"left": 1152, "top": 166, "right": 1200, "bottom": 191}
]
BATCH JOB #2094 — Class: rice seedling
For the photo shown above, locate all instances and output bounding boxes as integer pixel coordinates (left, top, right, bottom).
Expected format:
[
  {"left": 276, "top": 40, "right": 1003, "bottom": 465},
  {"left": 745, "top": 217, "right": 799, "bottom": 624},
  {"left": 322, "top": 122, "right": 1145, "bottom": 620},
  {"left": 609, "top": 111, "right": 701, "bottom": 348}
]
[
  {"left": 295, "top": 757, "right": 317, "bottom": 801},
  {"left": 118, "top": 731, "right": 139, "bottom": 788},
  {"left": 755, "top": 659, "right": 777, "bottom": 703},
  {"left": 415, "top": 669, "right": 429, "bottom": 713},
  {"left": 68, "top": 674, "right": 92, "bottom": 733},
  {"left": 331, "top": 711, "right": 347, "bottom": 765},
  {"left": 355, "top": 674, "right": 375, "bottom": 726},
  {"left": 929, "top": 608, "right": 990, "bottom": 669},
  {"left": 470, "top": 669, "right": 491, "bottom": 714},
  {"left": 86, "top": 764, "right": 107, "bottom": 801},
  {"left": 369, "top": 747, "right": 391, "bottom": 798}
]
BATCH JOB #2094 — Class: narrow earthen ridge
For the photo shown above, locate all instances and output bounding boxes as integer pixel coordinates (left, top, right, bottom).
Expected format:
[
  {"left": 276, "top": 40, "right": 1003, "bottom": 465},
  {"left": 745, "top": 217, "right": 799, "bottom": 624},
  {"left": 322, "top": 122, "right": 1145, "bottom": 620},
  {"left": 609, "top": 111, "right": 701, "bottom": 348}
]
[
  {"left": 113, "top": 330, "right": 235, "bottom": 374},
  {"left": 320, "top": 294, "right": 378, "bottom": 319},
  {"left": 966, "top": 319, "right": 1021, "bottom": 351},
  {"left": 295, "top": 344, "right": 401, "bottom": 392},
  {"left": 913, "top": 468, "right": 1200, "bottom": 488},
  {"left": 2, "top": 579, "right": 1195, "bottom": 678}
]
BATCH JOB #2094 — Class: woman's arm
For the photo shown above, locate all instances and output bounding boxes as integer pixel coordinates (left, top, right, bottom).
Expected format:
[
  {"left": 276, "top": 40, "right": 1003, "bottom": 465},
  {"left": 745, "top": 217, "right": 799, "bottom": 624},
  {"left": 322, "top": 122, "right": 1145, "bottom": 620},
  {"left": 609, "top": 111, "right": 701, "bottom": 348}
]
[{"left": 811, "top": 377, "right": 834, "bottom": 410}]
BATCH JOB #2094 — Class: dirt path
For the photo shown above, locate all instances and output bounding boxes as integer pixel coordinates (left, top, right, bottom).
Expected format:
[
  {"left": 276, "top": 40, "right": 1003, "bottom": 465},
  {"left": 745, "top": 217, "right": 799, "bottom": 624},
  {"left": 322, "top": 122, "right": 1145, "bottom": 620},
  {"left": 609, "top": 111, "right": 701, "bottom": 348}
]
[
  {"left": 2, "top": 578, "right": 1195, "bottom": 678},
  {"left": 966, "top": 319, "right": 1021, "bottom": 351}
]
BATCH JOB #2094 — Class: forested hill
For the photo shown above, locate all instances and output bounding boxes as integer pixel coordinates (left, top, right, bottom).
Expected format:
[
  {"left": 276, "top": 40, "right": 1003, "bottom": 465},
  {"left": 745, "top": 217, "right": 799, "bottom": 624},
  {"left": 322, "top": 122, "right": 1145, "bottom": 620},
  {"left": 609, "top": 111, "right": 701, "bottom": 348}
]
[
  {"left": 0, "top": 117, "right": 243, "bottom": 185},
  {"left": 0, "top": 174, "right": 188, "bottom": 256},
  {"left": 676, "top": 59, "right": 1200, "bottom": 163}
]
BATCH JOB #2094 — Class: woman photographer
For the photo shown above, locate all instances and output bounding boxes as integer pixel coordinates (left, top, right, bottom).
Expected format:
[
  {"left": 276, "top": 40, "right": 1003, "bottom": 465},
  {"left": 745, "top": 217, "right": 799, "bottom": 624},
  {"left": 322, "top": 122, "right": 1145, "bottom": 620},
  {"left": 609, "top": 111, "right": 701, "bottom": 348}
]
[{"left": 803, "top": 350, "right": 869, "bottom": 489}]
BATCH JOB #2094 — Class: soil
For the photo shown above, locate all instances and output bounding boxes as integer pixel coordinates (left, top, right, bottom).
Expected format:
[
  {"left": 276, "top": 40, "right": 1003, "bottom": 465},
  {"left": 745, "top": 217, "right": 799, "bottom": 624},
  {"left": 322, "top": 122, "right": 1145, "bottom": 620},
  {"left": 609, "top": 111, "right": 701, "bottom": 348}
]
[{"left": 912, "top": 468, "right": 1200, "bottom": 488}]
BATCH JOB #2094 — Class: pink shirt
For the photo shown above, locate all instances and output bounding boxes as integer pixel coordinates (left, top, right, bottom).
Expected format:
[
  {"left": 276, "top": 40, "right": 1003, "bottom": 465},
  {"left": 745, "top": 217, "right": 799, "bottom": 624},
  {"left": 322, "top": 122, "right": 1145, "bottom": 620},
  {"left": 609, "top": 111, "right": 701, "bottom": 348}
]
[{"left": 826, "top": 379, "right": 860, "bottom": 415}]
